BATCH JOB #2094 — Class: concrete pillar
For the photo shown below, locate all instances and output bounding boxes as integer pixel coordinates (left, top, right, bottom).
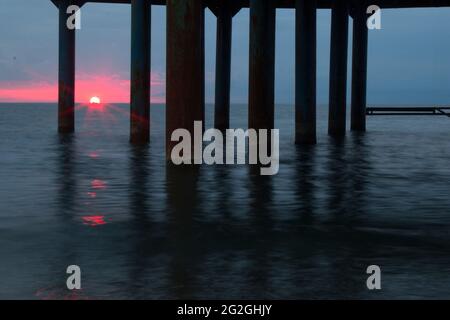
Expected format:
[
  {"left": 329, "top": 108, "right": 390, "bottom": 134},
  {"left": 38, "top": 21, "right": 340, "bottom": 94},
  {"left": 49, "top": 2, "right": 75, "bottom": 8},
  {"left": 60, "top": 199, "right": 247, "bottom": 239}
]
[
  {"left": 351, "top": 3, "right": 369, "bottom": 131},
  {"left": 58, "top": 0, "right": 76, "bottom": 133},
  {"left": 295, "top": 0, "right": 317, "bottom": 144},
  {"left": 328, "top": 0, "right": 349, "bottom": 137},
  {"left": 248, "top": 0, "right": 276, "bottom": 131},
  {"left": 166, "top": 0, "right": 205, "bottom": 160},
  {"left": 130, "top": 0, "right": 151, "bottom": 144},
  {"left": 201, "top": 7, "right": 205, "bottom": 133},
  {"left": 214, "top": 3, "right": 232, "bottom": 133}
]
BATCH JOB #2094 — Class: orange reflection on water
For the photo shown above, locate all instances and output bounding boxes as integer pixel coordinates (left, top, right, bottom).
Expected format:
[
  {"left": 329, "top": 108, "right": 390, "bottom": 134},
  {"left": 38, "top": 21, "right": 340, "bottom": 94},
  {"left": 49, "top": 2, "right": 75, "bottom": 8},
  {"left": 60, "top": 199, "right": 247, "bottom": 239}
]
[
  {"left": 82, "top": 215, "right": 107, "bottom": 227},
  {"left": 87, "top": 101, "right": 106, "bottom": 112},
  {"left": 35, "top": 286, "right": 90, "bottom": 300},
  {"left": 76, "top": 102, "right": 124, "bottom": 136},
  {"left": 88, "top": 151, "right": 100, "bottom": 159},
  {"left": 91, "top": 179, "right": 107, "bottom": 190}
]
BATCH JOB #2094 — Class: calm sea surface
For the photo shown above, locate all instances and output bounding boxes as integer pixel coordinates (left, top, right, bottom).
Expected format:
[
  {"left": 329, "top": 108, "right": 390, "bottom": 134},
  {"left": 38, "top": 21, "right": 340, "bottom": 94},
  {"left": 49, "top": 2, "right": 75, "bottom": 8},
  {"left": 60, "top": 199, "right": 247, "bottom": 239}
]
[{"left": 1, "top": 103, "right": 450, "bottom": 299}]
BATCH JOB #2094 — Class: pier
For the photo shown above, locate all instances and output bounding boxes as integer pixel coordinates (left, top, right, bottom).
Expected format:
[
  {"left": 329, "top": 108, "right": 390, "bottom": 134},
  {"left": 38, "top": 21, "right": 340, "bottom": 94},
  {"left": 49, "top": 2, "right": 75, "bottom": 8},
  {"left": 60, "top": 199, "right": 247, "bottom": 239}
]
[
  {"left": 367, "top": 106, "right": 450, "bottom": 116},
  {"left": 51, "top": 0, "right": 450, "bottom": 156}
]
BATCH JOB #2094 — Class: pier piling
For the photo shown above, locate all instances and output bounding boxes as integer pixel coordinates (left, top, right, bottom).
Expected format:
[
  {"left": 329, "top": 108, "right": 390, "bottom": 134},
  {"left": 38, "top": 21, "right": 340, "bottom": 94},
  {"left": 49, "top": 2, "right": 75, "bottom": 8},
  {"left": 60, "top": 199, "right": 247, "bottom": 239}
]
[
  {"left": 351, "top": 2, "right": 369, "bottom": 132},
  {"left": 130, "top": 0, "right": 151, "bottom": 144},
  {"left": 51, "top": 0, "right": 450, "bottom": 146},
  {"left": 328, "top": 0, "right": 349, "bottom": 137},
  {"left": 58, "top": 0, "right": 76, "bottom": 133},
  {"left": 214, "top": 2, "right": 233, "bottom": 133},
  {"left": 248, "top": 0, "right": 276, "bottom": 132},
  {"left": 166, "top": 0, "right": 205, "bottom": 160},
  {"left": 295, "top": 0, "right": 317, "bottom": 144}
]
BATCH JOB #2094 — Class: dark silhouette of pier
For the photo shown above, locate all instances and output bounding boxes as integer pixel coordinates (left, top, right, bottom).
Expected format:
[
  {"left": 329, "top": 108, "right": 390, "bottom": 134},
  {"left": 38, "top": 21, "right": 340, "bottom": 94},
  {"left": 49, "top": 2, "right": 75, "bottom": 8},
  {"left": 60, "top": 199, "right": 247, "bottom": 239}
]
[{"left": 51, "top": 0, "right": 450, "bottom": 156}]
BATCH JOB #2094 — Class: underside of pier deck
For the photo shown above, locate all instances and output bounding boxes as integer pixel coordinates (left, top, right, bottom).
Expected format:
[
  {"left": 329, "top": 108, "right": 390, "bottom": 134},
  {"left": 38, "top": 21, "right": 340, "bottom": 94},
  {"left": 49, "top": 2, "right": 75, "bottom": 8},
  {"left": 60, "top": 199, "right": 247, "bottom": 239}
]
[{"left": 51, "top": 0, "right": 450, "bottom": 9}]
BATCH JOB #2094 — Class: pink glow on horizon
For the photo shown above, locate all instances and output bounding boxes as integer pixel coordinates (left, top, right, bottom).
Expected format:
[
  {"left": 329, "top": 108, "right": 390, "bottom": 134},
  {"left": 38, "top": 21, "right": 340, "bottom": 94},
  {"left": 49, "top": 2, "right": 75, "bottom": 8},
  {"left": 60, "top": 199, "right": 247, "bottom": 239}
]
[{"left": 0, "top": 73, "right": 165, "bottom": 104}]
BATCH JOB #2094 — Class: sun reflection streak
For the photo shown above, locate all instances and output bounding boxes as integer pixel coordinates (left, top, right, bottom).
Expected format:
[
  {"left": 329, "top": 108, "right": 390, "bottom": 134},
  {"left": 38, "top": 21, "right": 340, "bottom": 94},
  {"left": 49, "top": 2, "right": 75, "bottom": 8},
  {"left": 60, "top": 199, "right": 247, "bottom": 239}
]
[
  {"left": 77, "top": 102, "right": 125, "bottom": 135},
  {"left": 82, "top": 215, "right": 107, "bottom": 227},
  {"left": 88, "top": 151, "right": 100, "bottom": 158},
  {"left": 35, "top": 287, "right": 91, "bottom": 300},
  {"left": 91, "top": 179, "right": 107, "bottom": 190}
]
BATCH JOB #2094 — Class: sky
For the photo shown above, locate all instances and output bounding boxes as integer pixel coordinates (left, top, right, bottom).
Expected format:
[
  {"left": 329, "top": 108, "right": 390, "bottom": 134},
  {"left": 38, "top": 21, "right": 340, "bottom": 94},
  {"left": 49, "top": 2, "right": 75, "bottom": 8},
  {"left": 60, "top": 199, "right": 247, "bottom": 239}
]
[{"left": 1, "top": 0, "right": 450, "bottom": 105}]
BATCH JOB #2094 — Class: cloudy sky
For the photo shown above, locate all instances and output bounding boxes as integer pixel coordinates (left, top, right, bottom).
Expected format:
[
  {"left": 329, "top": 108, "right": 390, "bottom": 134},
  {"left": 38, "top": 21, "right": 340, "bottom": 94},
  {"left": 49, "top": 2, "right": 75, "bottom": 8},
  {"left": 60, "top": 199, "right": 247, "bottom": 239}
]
[{"left": 1, "top": 0, "right": 450, "bottom": 105}]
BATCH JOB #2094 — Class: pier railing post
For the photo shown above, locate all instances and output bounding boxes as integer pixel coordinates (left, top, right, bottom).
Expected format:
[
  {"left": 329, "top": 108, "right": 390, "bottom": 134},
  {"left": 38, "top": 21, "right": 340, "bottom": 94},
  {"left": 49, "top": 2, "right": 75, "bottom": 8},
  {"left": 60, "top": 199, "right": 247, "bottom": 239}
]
[
  {"left": 58, "top": 0, "right": 76, "bottom": 133},
  {"left": 214, "top": 2, "right": 233, "bottom": 133},
  {"left": 295, "top": 0, "right": 317, "bottom": 144},
  {"left": 249, "top": 0, "right": 276, "bottom": 133},
  {"left": 130, "top": 0, "right": 151, "bottom": 144},
  {"left": 351, "top": 2, "right": 369, "bottom": 132},
  {"left": 166, "top": 0, "right": 205, "bottom": 160},
  {"left": 328, "top": 0, "right": 349, "bottom": 137}
]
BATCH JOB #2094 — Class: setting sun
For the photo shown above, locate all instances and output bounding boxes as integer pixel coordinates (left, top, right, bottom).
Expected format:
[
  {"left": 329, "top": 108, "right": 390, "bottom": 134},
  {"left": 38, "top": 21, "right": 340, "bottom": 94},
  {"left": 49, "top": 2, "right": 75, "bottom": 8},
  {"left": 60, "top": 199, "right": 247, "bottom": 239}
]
[{"left": 90, "top": 96, "right": 101, "bottom": 104}]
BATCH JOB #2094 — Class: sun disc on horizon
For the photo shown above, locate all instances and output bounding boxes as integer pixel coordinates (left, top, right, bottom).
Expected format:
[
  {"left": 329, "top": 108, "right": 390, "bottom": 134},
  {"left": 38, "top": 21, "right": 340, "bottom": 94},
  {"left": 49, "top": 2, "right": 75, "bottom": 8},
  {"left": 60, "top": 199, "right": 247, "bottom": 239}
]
[{"left": 90, "top": 96, "right": 101, "bottom": 104}]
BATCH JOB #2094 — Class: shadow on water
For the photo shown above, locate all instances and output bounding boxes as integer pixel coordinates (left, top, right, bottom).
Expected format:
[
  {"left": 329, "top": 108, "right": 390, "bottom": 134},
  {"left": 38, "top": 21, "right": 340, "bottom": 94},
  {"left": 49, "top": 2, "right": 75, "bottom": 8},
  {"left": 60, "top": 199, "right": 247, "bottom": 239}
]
[
  {"left": 165, "top": 164, "right": 201, "bottom": 299},
  {"left": 6, "top": 124, "right": 450, "bottom": 299},
  {"left": 325, "top": 133, "right": 370, "bottom": 225},
  {"left": 116, "top": 137, "right": 450, "bottom": 299},
  {"left": 56, "top": 135, "right": 77, "bottom": 217},
  {"left": 294, "top": 145, "right": 316, "bottom": 225},
  {"left": 126, "top": 145, "right": 152, "bottom": 297},
  {"left": 129, "top": 145, "right": 151, "bottom": 224},
  {"left": 347, "top": 133, "right": 370, "bottom": 219},
  {"left": 247, "top": 167, "right": 275, "bottom": 297},
  {"left": 33, "top": 135, "right": 85, "bottom": 299}
]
